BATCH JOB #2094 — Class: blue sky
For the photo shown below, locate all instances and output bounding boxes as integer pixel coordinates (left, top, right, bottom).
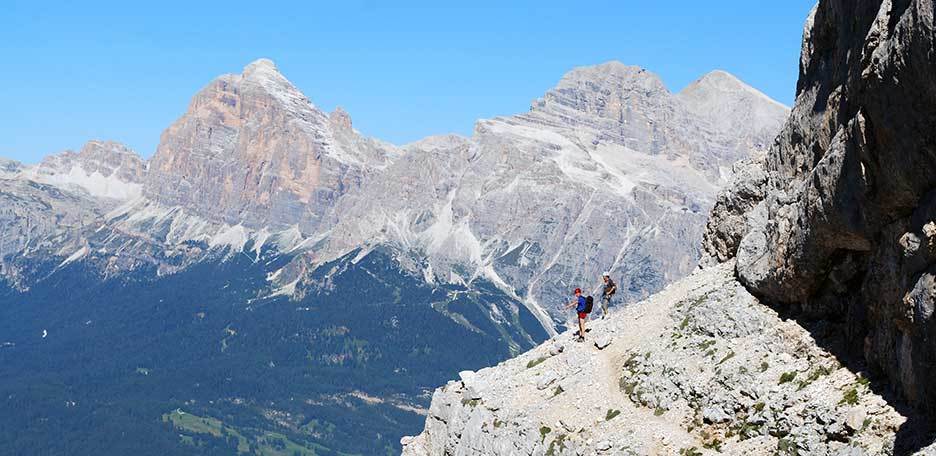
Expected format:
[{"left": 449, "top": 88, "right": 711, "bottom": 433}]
[{"left": 1, "top": 1, "right": 815, "bottom": 163}]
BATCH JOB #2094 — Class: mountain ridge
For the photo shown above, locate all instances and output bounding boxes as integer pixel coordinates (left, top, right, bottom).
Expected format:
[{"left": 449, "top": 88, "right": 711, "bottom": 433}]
[{"left": 0, "top": 57, "right": 789, "bottom": 455}]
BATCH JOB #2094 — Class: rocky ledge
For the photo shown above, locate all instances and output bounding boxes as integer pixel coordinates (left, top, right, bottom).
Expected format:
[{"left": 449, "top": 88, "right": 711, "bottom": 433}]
[{"left": 402, "top": 262, "right": 933, "bottom": 455}]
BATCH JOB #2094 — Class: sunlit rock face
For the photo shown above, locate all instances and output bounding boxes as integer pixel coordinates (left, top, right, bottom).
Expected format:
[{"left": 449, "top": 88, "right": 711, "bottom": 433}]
[{"left": 144, "top": 58, "right": 397, "bottom": 232}]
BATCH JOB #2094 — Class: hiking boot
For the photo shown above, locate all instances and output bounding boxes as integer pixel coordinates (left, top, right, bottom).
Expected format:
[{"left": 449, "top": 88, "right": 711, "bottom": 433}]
[{"left": 576, "top": 336, "right": 585, "bottom": 343}]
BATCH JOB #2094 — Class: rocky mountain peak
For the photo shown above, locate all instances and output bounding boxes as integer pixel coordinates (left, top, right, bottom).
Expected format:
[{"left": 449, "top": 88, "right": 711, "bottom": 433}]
[
  {"left": 678, "top": 70, "right": 790, "bottom": 153},
  {"left": 558, "top": 61, "right": 667, "bottom": 92},
  {"left": 679, "top": 69, "right": 789, "bottom": 115},
  {"left": 243, "top": 57, "right": 277, "bottom": 74},
  {"left": 531, "top": 62, "right": 669, "bottom": 119},
  {"left": 239, "top": 58, "right": 316, "bottom": 111},
  {"left": 144, "top": 59, "right": 396, "bottom": 232}
]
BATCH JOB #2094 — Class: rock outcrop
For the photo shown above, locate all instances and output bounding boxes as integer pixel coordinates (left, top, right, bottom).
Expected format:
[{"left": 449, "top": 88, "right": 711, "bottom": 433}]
[
  {"left": 704, "top": 0, "right": 936, "bottom": 417},
  {"left": 403, "top": 262, "right": 928, "bottom": 455}
]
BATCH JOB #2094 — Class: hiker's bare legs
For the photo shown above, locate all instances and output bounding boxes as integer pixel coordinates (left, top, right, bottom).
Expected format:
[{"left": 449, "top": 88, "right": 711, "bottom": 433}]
[
  {"left": 578, "top": 317, "right": 586, "bottom": 340},
  {"left": 601, "top": 296, "right": 610, "bottom": 319}
]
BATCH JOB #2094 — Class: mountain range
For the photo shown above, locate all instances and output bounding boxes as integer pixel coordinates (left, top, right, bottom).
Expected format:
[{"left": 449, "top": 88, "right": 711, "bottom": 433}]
[{"left": 0, "top": 58, "right": 787, "bottom": 454}]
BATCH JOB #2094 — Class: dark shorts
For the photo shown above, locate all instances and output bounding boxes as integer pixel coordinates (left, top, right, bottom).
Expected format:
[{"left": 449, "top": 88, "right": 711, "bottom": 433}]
[{"left": 578, "top": 312, "right": 587, "bottom": 320}]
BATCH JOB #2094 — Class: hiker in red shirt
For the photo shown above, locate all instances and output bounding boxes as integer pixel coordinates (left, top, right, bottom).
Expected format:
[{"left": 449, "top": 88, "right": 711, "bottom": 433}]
[{"left": 564, "top": 288, "right": 589, "bottom": 342}]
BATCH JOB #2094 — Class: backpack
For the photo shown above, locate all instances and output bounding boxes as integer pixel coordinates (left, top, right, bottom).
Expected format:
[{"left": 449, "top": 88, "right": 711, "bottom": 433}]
[{"left": 584, "top": 296, "right": 594, "bottom": 313}]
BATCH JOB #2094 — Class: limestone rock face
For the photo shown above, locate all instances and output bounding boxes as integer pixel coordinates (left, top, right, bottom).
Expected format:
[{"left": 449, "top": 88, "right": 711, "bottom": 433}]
[
  {"left": 144, "top": 58, "right": 397, "bottom": 232},
  {"left": 315, "top": 62, "right": 788, "bottom": 329},
  {"left": 703, "top": 0, "right": 936, "bottom": 415}
]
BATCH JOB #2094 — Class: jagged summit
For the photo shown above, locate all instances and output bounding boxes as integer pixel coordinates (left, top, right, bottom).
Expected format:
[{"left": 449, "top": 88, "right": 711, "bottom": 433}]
[
  {"left": 531, "top": 62, "right": 669, "bottom": 118},
  {"left": 144, "top": 59, "right": 398, "bottom": 232},
  {"left": 243, "top": 57, "right": 277, "bottom": 73}
]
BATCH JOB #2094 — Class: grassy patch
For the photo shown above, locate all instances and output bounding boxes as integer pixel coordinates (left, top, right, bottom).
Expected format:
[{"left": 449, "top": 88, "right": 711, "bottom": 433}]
[
  {"left": 796, "top": 365, "right": 832, "bottom": 391},
  {"left": 679, "top": 447, "right": 703, "bottom": 456},
  {"left": 461, "top": 398, "right": 481, "bottom": 407},
  {"left": 527, "top": 356, "right": 548, "bottom": 369},
  {"left": 163, "top": 409, "right": 249, "bottom": 453},
  {"left": 552, "top": 385, "right": 564, "bottom": 398},
  {"left": 653, "top": 407, "right": 666, "bottom": 416},
  {"left": 606, "top": 409, "right": 622, "bottom": 421},
  {"left": 717, "top": 351, "right": 736, "bottom": 365},
  {"left": 162, "top": 409, "right": 337, "bottom": 455},
  {"left": 679, "top": 315, "right": 691, "bottom": 330},
  {"left": 840, "top": 387, "right": 859, "bottom": 406}
]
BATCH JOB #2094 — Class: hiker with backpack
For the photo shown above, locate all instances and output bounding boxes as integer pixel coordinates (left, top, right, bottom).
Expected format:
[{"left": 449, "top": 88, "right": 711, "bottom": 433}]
[
  {"left": 601, "top": 273, "right": 617, "bottom": 319},
  {"left": 564, "top": 288, "right": 593, "bottom": 342}
]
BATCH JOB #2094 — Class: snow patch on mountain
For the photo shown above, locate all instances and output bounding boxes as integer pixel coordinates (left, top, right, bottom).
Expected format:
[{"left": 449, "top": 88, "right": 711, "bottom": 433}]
[{"left": 27, "top": 164, "right": 143, "bottom": 200}]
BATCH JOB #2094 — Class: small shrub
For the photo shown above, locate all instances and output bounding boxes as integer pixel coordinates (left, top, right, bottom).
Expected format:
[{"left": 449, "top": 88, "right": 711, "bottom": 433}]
[
  {"left": 779, "top": 371, "right": 797, "bottom": 385},
  {"left": 606, "top": 409, "right": 621, "bottom": 421},
  {"left": 539, "top": 425, "right": 551, "bottom": 442},
  {"left": 461, "top": 398, "right": 480, "bottom": 407},
  {"left": 840, "top": 387, "right": 859, "bottom": 405},
  {"left": 703, "top": 438, "right": 723, "bottom": 452},
  {"left": 856, "top": 375, "right": 871, "bottom": 387},
  {"left": 760, "top": 361, "right": 770, "bottom": 372},
  {"left": 777, "top": 437, "right": 799, "bottom": 455},
  {"left": 654, "top": 407, "right": 665, "bottom": 416},
  {"left": 679, "top": 447, "right": 703, "bottom": 456},
  {"left": 545, "top": 434, "right": 567, "bottom": 456},
  {"left": 552, "top": 385, "right": 564, "bottom": 397},
  {"left": 753, "top": 402, "right": 765, "bottom": 412}
]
